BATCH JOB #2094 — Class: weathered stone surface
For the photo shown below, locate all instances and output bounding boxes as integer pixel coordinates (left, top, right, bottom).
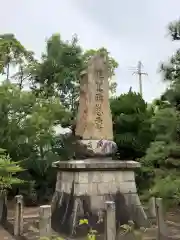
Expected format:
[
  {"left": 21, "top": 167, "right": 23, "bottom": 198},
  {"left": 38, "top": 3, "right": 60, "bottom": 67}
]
[
  {"left": 55, "top": 179, "right": 61, "bottom": 192},
  {"left": 61, "top": 172, "right": 74, "bottom": 182},
  {"left": 155, "top": 198, "right": 169, "bottom": 239},
  {"left": 76, "top": 172, "right": 89, "bottom": 183},
  {"left": 39, "top": 205, "right": 51, "bottom": 238},
  {"left": 119, "top": 181, "right": 137, "bottom": 194},
  {"left": 53, "top": 159, "right": 141, "bottom": 169},
  {"left": 101, "top": 171, "right": 116, "bottom": 182},
  {"left": 90, "top": 195, "right": 105, "bottom": 210},
  {"left": 149, "top": 196, "right": 156, "bottom": 220},
  {"left": 88, "top": 183, "right": 98, "bottom": 195},
  {"left": 105, "top": 201, "right": 116, "bottom": 240},
  {"left": 52, "top": 158, "right": 149, "bottom": 237},
  {"left": 75, "top": 54, "right": 113, "bottom": 141},
  {"left": 97, "top": 182, "right": 111, "bottom": 194},
  {"left": 89, "top": 172, "right": 102, "bottom": 183},
  {"left": 14, "top": 195, "right": 23, "bottom": 236},
  {"left": 55, "top": 162, "right": 139, "bottom": 201},
  {"left": 52, "top": 54, "right": 147, "bottom": 238},
  {"left": 122, "top": 171, "right": 135, "bottom": 182},
  {"left": 74, "top": 183, "right": 88, "bottom": 196}
]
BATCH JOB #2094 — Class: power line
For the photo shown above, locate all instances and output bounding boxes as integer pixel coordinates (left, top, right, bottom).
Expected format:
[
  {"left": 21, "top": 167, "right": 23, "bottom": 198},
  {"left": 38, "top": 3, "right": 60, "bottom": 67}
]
[{"left": 132, "top": 61, "right": 148, "bottom": 97}]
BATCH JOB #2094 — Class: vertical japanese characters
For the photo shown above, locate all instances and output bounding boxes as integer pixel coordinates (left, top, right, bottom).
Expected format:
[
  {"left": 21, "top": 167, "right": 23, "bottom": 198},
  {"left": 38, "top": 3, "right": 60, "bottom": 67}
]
[{"left": 95, "top": 70, "right": 104, "bottom": 130}]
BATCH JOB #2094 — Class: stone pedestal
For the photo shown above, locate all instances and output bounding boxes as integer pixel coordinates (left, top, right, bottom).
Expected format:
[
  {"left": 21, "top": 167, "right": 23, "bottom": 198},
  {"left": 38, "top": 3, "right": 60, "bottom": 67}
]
[{"left": 51, "top": 159, "right": 148, "bottom": 237}]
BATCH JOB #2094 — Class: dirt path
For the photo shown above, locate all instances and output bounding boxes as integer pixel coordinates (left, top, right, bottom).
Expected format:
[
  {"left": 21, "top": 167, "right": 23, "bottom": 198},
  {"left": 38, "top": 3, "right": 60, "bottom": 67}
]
[{"left": 0, "top": 225, "right": 16, "bottom": 240}]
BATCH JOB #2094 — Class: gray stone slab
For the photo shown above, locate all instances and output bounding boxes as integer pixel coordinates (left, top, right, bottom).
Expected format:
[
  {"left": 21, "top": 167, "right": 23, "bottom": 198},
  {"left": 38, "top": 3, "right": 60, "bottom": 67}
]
[{"left": 52, "top": 159, "right": 141, "bottom": 170}]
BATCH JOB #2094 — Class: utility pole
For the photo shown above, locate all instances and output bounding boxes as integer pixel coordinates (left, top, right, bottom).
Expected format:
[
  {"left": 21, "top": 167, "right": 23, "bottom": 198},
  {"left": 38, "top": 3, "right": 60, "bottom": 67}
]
[{"left": 132, "top": 61, "right": 148, "bottom": 97}]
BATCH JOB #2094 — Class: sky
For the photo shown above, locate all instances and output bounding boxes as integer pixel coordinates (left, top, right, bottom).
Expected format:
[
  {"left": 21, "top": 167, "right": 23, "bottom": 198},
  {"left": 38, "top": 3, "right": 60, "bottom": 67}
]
[{"left": 1, "top": 0, "right": 180, "bottom": 102}]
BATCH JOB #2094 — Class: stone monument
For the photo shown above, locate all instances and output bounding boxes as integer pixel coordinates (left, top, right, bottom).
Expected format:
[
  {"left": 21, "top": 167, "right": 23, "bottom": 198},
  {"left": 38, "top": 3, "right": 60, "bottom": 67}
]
[{"left": 51, "top": 54, "right": 148, "bottom": 237}]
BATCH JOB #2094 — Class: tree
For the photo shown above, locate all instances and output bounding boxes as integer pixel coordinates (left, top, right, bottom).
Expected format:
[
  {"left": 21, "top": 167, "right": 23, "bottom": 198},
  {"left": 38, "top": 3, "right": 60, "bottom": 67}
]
[
  {"left": 140, "top": 107, "right": 180, "bottom": 204},
  {"left": 29, "top": 34, "right": 83, "bottom": 114},
  {"left": 0, "top": 148, "right": 24, "bottom": 221},
  {"left": 0, "top": 32, "right": 119, "bottom": 204},
  {"left": 0, "top": 81, "right": 71, "bottom": 204},
  {"left": 29, "top": 34, "right": 119, "bottom": 115},
  {"left": 111, "top": 90, "right": 153, "bottom": 160},
  {"left": 0, "top": 34, "right": 34, "bottom": 83},
  {"left": 168, "top": 19, "right": 180, "bottom": 40},
  {"left": 139, "top": 20, "right": 180, "bottom": 204},
  {"left": 82, "top": 47, "right": 118, "bottom": 93}
]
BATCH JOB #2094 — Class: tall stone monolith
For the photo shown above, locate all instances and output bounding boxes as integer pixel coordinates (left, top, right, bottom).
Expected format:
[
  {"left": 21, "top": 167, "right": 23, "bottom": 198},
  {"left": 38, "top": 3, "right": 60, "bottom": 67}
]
[
  {"left": 75, "top": 54, "right": 116, "bottom": 157},
  {"left": 51, "top": 54, "right": 148, "bottom": 238}
]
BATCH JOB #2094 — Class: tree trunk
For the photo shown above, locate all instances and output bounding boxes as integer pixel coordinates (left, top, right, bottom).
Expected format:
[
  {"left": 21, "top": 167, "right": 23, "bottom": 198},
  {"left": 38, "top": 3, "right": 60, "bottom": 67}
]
[
  {"left": 6, "top": 63, "right": 10, "bottom": 81},
  {"left": 0, "top": 194, "right": 7, "bottom": 225}
]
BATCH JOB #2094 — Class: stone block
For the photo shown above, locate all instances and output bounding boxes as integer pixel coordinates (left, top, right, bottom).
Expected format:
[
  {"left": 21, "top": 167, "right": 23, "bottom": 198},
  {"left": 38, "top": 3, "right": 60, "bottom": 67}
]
[
  {"left": 74, "top": 172, "right": 79, "bottom": 183},
  {"left": 115, "top": 172, "right": 124, "bottom": 183},
  {"left": 123, "top": 171, "right": 135, "bottom": 182},
  {"left": 124, "top": 193, "right": 140, "bottom": 206},
  {"left": 88, "top": 183, "right": 98, "bottom": 195},
  {"left": 89, "top": 171, "right": 102, "bottom": 183},
  {"left": 56, "top": 172, "right": 61, "bottom": 181},
  {"left": 90, "top": 195, "right": 104, "bottom": 210},
  {"left": 149, "top": 197, "right": 156, "bottom": 219},
  {"left": 78, "top": 172, "right": 89, "bottom": 183},
  {"left": 110, "top": 182, "right": 120, "bottom": 193},
  {"left": 39, "top": 205, "right": 51, "bottom": 238},
  {"left": 155, "top": 197, "right": 169, "bottom": 238},
  {"left": 102, "top": 172, "right": 116, "bottom": 183},
  {"left": 105, "top": 201, "right": 116, "bottom": 240},
  {"left": 14, "top": 195, "right": 23, "bottom": 236},
  {"left": 74, "top": 183, "right": 89, "bottom": 196},
  {"left": 53, "top": 160, "right": 141, "bottom": 170},
  {"left": 97, "top": 182, "right": 112, "bottom": 194},
  {"left": 61, "top": 182, "right": 72, "bottom": 193},
  {"left": 55, "top": 179, "right": 61, "bottom": 192},
  {"left": 61, "top": 172, "right": 74, "bottom": 182},
  {"left": 119, "top": 181, "right": 137, "bottom": 194}
]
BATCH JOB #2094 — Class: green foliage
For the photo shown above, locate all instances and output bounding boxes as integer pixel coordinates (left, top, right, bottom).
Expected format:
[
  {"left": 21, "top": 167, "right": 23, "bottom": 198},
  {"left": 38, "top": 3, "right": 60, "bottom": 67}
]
[
  {"left": 135, "top": 19, "right": 180, "bottom": 204},
  {"left": 0, "top": 34, "right": 34, "bottom": 82},
  {"left": 168, "top": 19, "right": 180, "bottom": 40},
  {"left": 0, "top": 148, "right": 24, "bottom": 195},
  {"left": 111, "top": 90, "right": 153, "bottom": 160},
  {"left": 139, "top": 106, "right": 180, "bottom": 200},
  {"left": 78, "top": 218, "right": 98, "bottom": 240},
  {"left": 30, "top": 34, "right": 83, "bottom": 113},
  {"left": 82, "top": 47, "right": 118, "bottom": 93},
  {"left": 0, "top": 32, "right": 119, "bottom": 204},
  {"left": 116, "top": 221, "right": 146, "bottom": 240},
  {"left": 39, "top": 237, "right": 64, "bottom": 240},
  {"left": 0, "top": 81, "right": 71, "bottom": 203},
  {"left": 150, "top": 174, "right": 180, "bottom": 205},
  {"left": 3, "top": 26, "right": 180, "bottom": 208},
  {"left": 29, "top": 35, "right": 118, "bottom": 114}
]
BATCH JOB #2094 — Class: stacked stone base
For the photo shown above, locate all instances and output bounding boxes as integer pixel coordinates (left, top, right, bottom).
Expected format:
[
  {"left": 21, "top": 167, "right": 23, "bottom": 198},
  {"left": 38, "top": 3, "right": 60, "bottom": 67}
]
[{"left": 51, "top": 159, "right": 149, "bottom": 237}]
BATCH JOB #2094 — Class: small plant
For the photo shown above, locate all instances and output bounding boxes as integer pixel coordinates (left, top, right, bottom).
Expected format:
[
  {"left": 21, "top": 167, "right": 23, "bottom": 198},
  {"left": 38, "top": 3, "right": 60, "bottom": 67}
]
[
  {"left": 0, "top": 148, "right": 24, "bottom": 195},
  {"left": 39, "top": 218, "right": 99, "bottom": 240},
  {"left": 40, "top": 236, "right": 65, "bottom": 240},
  {"left": 117, "top": 221, "right": 146, "bottom": 240},
  {"left": 79, "top": 218, "right": 98, "bottom": 240}
]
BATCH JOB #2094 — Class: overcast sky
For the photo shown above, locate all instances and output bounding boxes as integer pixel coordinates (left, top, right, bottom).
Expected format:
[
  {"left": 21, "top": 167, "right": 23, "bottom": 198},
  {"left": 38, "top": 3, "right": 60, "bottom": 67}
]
[{"left": 1, "top": 0, "right": 180, "bottom": 102}]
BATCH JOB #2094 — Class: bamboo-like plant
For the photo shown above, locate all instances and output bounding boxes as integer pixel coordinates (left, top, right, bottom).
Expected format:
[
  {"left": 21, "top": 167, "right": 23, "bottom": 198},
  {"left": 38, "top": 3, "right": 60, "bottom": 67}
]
[{"left": 0, "top": 148, "right": 24, "bottom": 195}]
